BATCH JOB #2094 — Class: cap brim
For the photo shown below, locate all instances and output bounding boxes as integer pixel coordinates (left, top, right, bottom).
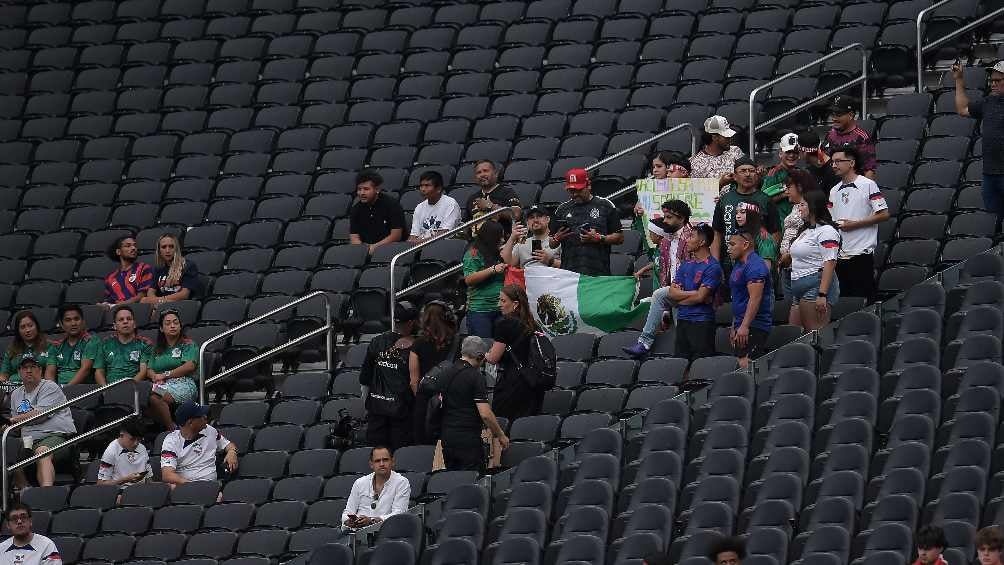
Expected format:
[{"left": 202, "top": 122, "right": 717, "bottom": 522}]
[
  {"left": 565, "top": 184, "right": 587, "bottom": 190},
  {"left": 780, "top": 144, "right": 798, "bottom": 152},
  {"left": 719, "top": 128, "right": 736, "bottom": 137}
]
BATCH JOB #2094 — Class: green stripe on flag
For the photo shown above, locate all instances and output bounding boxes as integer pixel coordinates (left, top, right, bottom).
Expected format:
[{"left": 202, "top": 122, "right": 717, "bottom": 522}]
[{"left": 576, "top": 274, "right": 650, "bottom": 332}]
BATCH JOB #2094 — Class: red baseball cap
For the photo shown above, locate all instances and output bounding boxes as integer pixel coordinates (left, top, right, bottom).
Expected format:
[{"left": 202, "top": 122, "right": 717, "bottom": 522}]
[{"left": 565, "top": 168, "right": 590, "bottom": 190}]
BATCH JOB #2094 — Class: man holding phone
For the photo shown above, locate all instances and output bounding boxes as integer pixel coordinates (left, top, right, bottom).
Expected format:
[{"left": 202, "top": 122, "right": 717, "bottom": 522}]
[
  {"left": 953, "top": 61, "right": 1004, "bottom": 217},
  {"left": 552, "top": 168, "right": 623, "bottom": 276},
  {"left": 96, "top": 421, "right": 151, "bottom": 490},
  {"left": 341, "top": 446, "right": 411, "bottom": 530},
  {"left": 502, "top": 205, "right": 561, "bottom": 269}
]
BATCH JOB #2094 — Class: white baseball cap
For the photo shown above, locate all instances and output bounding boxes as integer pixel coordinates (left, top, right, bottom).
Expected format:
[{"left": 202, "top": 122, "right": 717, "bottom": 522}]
[
  {"left": 779, "top": 132, "right": 799, "bottom": 152},
  {"left": 704, "top": 115, "right": 736, "bottom": 138},
  {"left": 993, "top": 61, "right": 1004, "bottom": 74}
]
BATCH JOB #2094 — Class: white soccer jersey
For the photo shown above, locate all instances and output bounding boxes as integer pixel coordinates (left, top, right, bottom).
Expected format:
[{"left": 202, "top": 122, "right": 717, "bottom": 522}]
[
  {"left": 0, "top": 534, "right": 62, "bottom": 565},
  {"left": 97, "top": 439, "right": 151, "bottom": 484},
  {"left": 159, "top": 425, "right": 230, "bottom": 482}
]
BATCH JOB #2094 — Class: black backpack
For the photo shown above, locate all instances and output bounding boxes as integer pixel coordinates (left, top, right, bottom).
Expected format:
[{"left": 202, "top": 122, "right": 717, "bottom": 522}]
[
  {"left": 365, "top": 344, "right": 412, "bottom": 419},
  {"left": 507, "top": 330, "right": 557, "bottom": 390},
  {"left": 418, "top": 360, "right": 459, "bottom": 442}
]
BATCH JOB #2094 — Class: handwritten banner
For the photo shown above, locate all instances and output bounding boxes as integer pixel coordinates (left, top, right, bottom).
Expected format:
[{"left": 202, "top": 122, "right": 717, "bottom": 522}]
[{"left": 636, "top": 177, "right": 719, "bottom": 225}]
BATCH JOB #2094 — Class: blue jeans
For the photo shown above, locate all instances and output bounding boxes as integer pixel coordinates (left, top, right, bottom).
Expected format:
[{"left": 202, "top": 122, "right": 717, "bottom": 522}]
[
  {"left": 466, "top": 310, "right": 501, "bottom": 338},
  {"left": 791, "top": 271, "right": 840, "bottom": 306},
  {"left": 639, "top": 286, "right": 678, "bottom": 348},
  {"left": 983, "top": 174, "right": 1004, "bottom": 216}
]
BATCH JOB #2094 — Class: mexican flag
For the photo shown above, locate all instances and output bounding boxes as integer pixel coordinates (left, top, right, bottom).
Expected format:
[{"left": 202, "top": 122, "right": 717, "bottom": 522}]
[{"left": 524, "top": 265, "right": 649, "bottom": 336}]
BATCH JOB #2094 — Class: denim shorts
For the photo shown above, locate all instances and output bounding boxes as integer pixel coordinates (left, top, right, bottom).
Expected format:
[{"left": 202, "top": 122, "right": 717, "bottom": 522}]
[{"left": 791, "top": 271, "right": 839, "bottom": 305}]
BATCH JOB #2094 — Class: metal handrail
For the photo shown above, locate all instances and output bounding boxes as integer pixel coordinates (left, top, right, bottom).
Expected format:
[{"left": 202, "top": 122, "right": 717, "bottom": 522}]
[
  {"left": 389, "top": 206, "right": 511, "bottom": 332},
  {"left": 749, "top": 43, "right": 868, "bottom": 153},
  {"left": 2, "top": 378, "right": 140, "bottom": 512},
  {"left": 198, "top": 291, "right": 334, "bottom": 403},
  {"left": 584, "top": 122, "right": 699, "bottom": 173},
  {"left": 916, "top": 2, "right": 1004, "bottom": 92}
]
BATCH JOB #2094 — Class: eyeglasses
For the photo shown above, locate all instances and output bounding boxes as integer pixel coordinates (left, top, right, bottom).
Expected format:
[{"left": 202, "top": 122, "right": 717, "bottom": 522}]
[
  {"left": 831, "top": 158, "right": 853, "bottom": 164},
  {"left": 7, "top": 514, "right": 29, "bottom": 523}
]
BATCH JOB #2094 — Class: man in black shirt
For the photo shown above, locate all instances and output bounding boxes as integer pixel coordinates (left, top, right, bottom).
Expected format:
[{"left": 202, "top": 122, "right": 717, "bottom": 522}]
[
  {"left": 465, "top": 160, "right": 522, "bottom": 235},
  {"left": 440, "top": 336, "right": 509, "bottom": 472},
  {"left": 360, "top": 302, "right": 418, "bottom": 450},
  {"left": 349, "top": 170, "right": 406, "bottom": 254},
  {"left": 797, "top": 131, "right": 840, "bottom": 196},
  {"left": 552, "top": 168, "right": 624, "bottom": 276}
]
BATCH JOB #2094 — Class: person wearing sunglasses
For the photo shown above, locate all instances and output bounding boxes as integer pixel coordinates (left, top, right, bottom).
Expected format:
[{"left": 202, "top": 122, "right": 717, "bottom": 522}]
[
  {"left": 341, "top": 446, "right": 411, "bottom": 530},
  {"left": 0, "top": 503, "right": 61, "bottom": 565},
  {"left": 953, "top": 61, "right": 1004, "bottom": 217}
]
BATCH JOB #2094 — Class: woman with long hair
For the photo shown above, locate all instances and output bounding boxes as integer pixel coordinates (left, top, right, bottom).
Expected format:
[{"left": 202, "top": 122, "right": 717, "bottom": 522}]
[
  {"left": 0, "top": 310, "right": 51, "bottom": 383},
  {"left": 463, "top": 220, "right": 507, "bottom": 338},
  {"left": 789, "top": 189, "right": 841, "bottom": 330},
  {"left": 409, "top": 301, "right": 460, "bottom": 444},
  {"left": 485, "top": 285, "right": 545, "bottom": 420},
  {"left": 778, "top": 170, "right": 819, "bottom": 325},
  {"left": 142, "top": 309, "right": 199, "bottom": 430},
  {"left": 143, "top": 233, "right": 200, "bottom": 306}
]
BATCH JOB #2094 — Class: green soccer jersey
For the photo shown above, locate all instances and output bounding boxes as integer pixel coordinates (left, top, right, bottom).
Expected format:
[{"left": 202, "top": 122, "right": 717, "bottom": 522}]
[
  {"left": 760, "top": 168, "right": 793, "bottom": 229},
  {"left": 94, "top": 335, "right": 152, "bottom": 383},
  {"left": 0, "top": 345, "right": 51, "bottom": 383},
  {"left": 47, "top": 334, "right": 100, "bottom": 385},
  {"left": 142, "top": 338, "right": 200, "bottom": 374}
]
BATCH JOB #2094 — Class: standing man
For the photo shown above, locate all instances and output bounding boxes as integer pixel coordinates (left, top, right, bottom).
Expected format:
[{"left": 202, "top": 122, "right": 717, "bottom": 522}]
[
  {"left": 623, "top": 224, "right": 722, "bottom": 360},
  {"left": 159, "top": 401, "right": 238, "bottom": 486},
  {"left": 93, "top": 305, "right": 151, "bottom": 386},
  {"left": 798, "top": 131, "right": 841, "bottom": 196},
  {"left": 913, "top": 524, "right": 948, "bottom": 565},
  {"left": 552, "top": 168, "right": 624, "bottom": 276},
  {"left": 340, "top": 446, "right": 411, "bottom": 530},
  {"left": 689, "top": 115, "right": 745, "bottom": 188},
  {"left": 976, "top": 526, "right": 1003, "bottom": 565},
  {"left": 349, "top": 170, "right": 406, "bottom": 255},
  {"left": 760, "top": 132, "right": 801, "bottom": 226},
  {"left": 439, "top": 336, "right": 509, "bottom": 472},
  {"left": 46, "top": 305, "right": 98, "bottom": 385},
  {"left": 0, "top": 503, "right": 62, "bottom": 565},
  {"left": 101, "top": 235, "right": 154, "bottom": 307},
  {"left": 465, "top": 160, "right": 521, "bottom": 234},
  {"left": 708, "top": 536, "right": 746, "bottom": 565},
  {"left": 953, "top": 61, "right": 1004, "bottom": 217},
  {"left": 828, "top": 145, "right": 890, "bottom": 302},
  {"left": 823, "top": 95, "right": 876, "bottom": 179},
  {"left": 711, "top": 158, "right": 780, "bottom": 287},
  {"left": 502, "top": 205, "right": 561, "bottom": 269},
  {"left": 727, "top": 230, "right": 773, "bottom": 369},
  {"left": 409, "top": 170, "right": 461, "bottom": 242},
  {"left": 360, "top": 302, "right": 418, "bottom": 451},
  {"left": 9, "top": 356, "right": 76, "bottom": 489}
]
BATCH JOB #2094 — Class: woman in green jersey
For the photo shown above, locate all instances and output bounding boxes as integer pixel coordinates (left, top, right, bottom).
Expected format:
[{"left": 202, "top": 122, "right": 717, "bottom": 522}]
[{"left": 142, "top": 309, "right": 199, "bottom": 430}]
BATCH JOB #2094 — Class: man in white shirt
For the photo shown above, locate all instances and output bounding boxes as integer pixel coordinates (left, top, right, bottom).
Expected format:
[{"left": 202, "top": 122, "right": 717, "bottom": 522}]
[
  {"left": 828, "top": 145, "right": 890, "bottom": 302},
  {"left": 341, "top": 446, "right": 411, "bottom": 529},
  {"left": 97, "top": 421, "right": 151, "bottom": 489},
  {"left": 160, "top": 401, "right": 237, "bottom": 486},
  {"left": 0, "top": 503, "right": 61, "bottom": 565},
  {"left": 502, "top": 205, "right": 561, "bottom": 269},
  {"left": 409, "top": 170, "right": 461, "bottom": 242}
]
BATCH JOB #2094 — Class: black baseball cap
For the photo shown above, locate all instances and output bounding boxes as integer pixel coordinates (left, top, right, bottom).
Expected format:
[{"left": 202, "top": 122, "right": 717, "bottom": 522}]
[
  {"left": 525, "top": 205, "right": 550, "bottom": 218},
  {"left": 174, "top": 401, "right": 210, "bottom": 425},
  {"left": 829, "top": 95, "right": 858, "bottom": 115},
  {"left": 18, "top": 355, "right": 39, "bottom": 369},
  {"left": 394, "top": 301, "right": 418, "bottom": 322}
]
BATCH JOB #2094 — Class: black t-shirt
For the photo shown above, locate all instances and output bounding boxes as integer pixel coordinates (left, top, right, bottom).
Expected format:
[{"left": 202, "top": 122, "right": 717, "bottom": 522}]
[
  {"left": 412, "top": 336, "right": 457, "bottom": 376},
  {"left": 153, "top": 261, "right": 201, "bottom": 298},
  {"left": 359, "top": 331, "right": 410, "bottom": 388},
  {"left": 465, "top": 184, "right": 521, "bottom": 236},
  {"left": 440, "top": 361, "right": 488, "bottom": 447},
  {"left": 349, "top": 192, "right": 406, "bottom": 244},
  {"left": 554, "top": 195, "right": 622, "bottom": 276},
  {"left": 491, "top": 317, "right": 542, "bottom": 421},
  {"left": 970, "top": 95, "right": 1004, "bottom": 175}
]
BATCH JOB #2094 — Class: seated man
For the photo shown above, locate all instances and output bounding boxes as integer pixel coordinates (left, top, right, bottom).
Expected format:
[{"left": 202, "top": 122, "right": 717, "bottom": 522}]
[
  {"left": 1, "top": 502, "right": 62, "bottom": 565},
  {"left": 101, "top": 234, "right": 154, "bottom": 307},
  {"left": 160, "top": 401, "right": 237, "bottom": 486},
  {"left": 94, "top": 305, "right": 152, "bottom": 386},
  {"left": 46, "top": 304, "right": 98, "bottom": 385},
  {"left": 409, "top": 170, "right": 461, "bottom": 242},
  {"left": 341, "top": 446, "right": 411, "bottom": 530},
  {"left": 96, "top": 421, "right": 151, "bottom": 489},
  {"left": 349, "top": 170, "right": 406, "bottom": 254},
  {"left": 9, "top": 356, "right": 76, "bottom": 489}
]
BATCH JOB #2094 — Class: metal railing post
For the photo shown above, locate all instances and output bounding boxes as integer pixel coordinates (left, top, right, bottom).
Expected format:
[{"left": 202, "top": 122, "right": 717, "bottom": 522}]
[
  {"left": 749, "top": 43, "right": 866, "bottom": 153},
  {"left": 198, "top": 291, "right": 333, "bottom": 404},
  {"left": 916, "top": 4, "right": 1004, "bottom": 92},
  {"left": 3, "top": 379, "right": 140, "bottom": 512},
  {"left": 389, "top": 206, "right": 511, "bottom": 333}
]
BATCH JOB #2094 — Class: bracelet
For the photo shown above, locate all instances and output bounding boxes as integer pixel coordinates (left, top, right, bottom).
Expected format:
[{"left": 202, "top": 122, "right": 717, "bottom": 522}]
[{"left": 818, "top": 291, "right": 828, "bottom": 297}]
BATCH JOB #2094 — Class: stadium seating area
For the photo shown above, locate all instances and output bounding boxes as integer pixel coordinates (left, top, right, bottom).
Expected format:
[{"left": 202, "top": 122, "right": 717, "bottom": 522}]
[{"left": 0, "top": 0, "right": 1003, "bottom": 563}]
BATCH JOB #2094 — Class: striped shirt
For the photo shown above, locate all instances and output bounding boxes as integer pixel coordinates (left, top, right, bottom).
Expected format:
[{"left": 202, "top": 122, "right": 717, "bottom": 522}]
[
  {"left": 104, "top": 262, "right": 153, "bottom": 303},
  {"left": 824, "top": 125, "right": 877, "bottom": 173}
]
